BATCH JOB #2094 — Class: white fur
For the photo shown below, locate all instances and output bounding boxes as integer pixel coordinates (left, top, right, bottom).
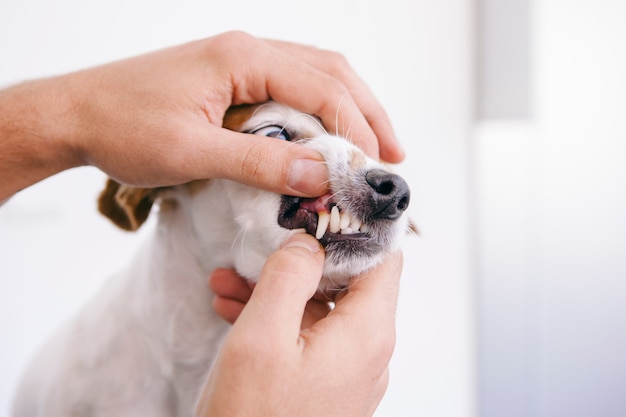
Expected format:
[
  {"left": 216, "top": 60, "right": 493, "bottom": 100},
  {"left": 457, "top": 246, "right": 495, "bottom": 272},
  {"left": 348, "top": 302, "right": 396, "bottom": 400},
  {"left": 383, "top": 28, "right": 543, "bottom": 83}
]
[{"left": 12, "top": 102, "right": 409, "bottom": 417}]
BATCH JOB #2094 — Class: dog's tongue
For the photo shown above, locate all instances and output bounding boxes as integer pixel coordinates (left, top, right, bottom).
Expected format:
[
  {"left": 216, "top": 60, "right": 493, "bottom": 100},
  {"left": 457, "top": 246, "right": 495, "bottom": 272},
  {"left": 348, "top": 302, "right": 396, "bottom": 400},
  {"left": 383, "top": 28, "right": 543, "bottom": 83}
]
[{"left": 299, "top": 194, "right": 333, "bottom": 213}]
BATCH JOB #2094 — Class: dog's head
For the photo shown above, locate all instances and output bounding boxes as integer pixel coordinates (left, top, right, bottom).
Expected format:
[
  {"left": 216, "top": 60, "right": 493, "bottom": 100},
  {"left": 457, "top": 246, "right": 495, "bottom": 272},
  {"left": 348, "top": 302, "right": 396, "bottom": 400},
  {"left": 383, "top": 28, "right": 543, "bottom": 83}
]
[{"left": 98, "top": 102, "right": 412, "bottom": 292}]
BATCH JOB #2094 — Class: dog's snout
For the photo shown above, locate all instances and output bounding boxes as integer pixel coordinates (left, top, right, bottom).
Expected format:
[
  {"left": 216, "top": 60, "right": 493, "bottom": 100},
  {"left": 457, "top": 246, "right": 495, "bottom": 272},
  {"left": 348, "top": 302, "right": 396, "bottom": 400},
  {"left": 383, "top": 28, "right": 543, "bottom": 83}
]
[{"left": 365, "top": 169, "right": 410, "bottom": 220}]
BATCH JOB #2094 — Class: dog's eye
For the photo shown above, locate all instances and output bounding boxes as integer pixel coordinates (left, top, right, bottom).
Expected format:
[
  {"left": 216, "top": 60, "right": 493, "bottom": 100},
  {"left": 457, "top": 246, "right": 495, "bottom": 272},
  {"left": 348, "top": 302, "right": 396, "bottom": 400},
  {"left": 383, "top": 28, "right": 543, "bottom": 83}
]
[{"left": 250, "top": 125, "right": 291, "bottom": 141}]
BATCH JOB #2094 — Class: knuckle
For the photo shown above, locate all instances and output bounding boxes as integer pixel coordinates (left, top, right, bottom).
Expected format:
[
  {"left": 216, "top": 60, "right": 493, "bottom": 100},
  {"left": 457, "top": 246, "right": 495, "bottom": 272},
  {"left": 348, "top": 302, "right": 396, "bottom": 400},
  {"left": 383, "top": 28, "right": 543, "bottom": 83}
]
[
  {"left": 325, "top": 75, "right": 349, "bottom": 95},
  {"left": 206, "top": 31, "right": 257, "bottom": 62},
  {"left": 323, "top": 49, "right": 350, "bottom": 67},
  {"left": 238, "top": 140, "right": 290, "bottom": 190},
  {"left": 239, "top": 141, "right": 269, "bottom": 180},
  {"left": 216, "top": 30, "right": 254, "bottom": 47},
  {"left": 323, "top": 50, "right": 353, "bottom": 78}
]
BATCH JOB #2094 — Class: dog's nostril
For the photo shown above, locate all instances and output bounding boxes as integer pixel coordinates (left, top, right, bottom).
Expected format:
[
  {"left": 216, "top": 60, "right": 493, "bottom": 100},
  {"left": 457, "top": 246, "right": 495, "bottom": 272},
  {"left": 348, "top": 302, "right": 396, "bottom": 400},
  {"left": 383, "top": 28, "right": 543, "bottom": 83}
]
[
  {"left": 397, "top": 195, "right": 409, "bottom": 212},
  {"left": 375, "top": 179, "right": 394, "bottom": 195},
  {"left": 366, "top": 171, "right": 395, "bottom": 195},
  {"left": 365, "top": 169, "right": 410, "bottom": 220}
]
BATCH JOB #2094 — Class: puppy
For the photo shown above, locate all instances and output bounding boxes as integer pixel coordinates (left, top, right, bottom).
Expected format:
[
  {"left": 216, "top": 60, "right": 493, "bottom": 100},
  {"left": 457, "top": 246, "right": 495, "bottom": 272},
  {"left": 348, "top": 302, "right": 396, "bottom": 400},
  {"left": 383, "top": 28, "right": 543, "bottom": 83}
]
[{"left": 13, "top": 102, "right": 411, "bottom": 417}]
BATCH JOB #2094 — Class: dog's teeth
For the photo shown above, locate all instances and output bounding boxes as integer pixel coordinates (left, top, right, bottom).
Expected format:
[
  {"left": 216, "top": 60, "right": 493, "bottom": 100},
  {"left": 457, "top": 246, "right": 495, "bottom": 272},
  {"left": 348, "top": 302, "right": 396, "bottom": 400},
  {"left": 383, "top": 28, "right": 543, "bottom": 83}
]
[
  {"left": 349, "top": 218, "right": 362, "bottom": 232},
  {"left": 315, "top": 206, "right": 367, "bottom": 238},
  {"left": 330, "top": 206, "right": 341, "bottom": 233},
  {"left": 339, "top": 211, "right": 351, "bottom": 230},
  {"left": 316, "top": 211, "right": 330, "bottom": 239}
]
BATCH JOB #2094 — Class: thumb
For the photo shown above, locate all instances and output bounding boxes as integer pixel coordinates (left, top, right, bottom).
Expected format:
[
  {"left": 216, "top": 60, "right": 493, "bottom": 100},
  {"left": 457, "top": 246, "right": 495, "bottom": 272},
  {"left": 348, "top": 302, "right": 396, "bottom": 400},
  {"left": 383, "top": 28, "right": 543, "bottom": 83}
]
[
  {"left": 195, "top": 126, "right": 329, "bottom": 197},
  {"left": 233, "top": 233, "right": 325, "bottom": 343}
]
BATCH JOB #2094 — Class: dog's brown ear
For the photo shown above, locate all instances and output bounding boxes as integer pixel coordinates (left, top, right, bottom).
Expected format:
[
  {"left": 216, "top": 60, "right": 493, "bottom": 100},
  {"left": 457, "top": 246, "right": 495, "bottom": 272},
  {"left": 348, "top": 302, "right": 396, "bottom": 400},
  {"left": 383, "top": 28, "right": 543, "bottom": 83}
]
[
  {"left": 98, "top": 179, "right": 156, "bottom": 231},
  {"left": 223, "top": 104, "right": 258, "bottom": 132}
]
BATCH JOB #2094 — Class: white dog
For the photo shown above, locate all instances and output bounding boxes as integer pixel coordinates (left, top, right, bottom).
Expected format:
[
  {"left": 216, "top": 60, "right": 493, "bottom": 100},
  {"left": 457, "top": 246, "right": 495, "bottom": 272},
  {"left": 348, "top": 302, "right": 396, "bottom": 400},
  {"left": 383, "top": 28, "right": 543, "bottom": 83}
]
[{"left": 13, "top": 102, "right": 412, "bottom": 417}]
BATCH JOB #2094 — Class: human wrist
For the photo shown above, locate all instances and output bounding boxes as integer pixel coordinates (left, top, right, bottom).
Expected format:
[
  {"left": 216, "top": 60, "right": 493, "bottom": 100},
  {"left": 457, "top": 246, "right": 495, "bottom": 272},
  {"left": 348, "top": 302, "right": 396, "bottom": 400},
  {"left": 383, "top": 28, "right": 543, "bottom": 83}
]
[{"left": 0, "top": 76, "right": 84, "bottom": 199}]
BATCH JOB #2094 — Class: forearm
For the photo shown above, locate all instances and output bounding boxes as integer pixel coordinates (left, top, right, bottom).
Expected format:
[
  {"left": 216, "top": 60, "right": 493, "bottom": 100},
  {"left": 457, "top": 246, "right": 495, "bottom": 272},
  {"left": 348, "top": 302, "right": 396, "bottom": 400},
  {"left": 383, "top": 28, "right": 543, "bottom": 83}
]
[{"left": 0, "top": 77, "right": 83, "bottom": 201}]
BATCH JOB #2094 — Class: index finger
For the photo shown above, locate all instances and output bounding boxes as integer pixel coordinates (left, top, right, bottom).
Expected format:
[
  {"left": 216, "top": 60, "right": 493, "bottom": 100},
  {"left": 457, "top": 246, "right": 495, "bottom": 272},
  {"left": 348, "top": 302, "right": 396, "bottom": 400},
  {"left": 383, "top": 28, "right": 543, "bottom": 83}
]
[
  {"left": 266, "top": 39, "right": 405, "bottom": 164},
  {"left": 262, "top": 56, "right": 381, "bottom": 159},
  {"left": 215, "top": 32, "right": 391, "bottom": 161}
]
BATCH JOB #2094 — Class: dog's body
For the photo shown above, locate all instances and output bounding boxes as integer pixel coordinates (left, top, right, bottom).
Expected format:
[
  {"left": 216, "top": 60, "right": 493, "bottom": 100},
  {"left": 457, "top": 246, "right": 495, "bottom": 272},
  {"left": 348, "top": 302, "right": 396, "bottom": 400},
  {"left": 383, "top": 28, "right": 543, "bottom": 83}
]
[{"left": 13, "top": 102, "right": 411, "bottom": 417}]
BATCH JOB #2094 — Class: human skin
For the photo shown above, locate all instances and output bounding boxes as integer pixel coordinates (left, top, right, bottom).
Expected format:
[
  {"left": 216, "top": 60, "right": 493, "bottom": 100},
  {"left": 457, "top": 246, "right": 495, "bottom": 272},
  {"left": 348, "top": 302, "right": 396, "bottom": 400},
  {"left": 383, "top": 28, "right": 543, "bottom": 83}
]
[
  {"left": 0, "top": 31, "right": 404, "bottom": 202},
  {"left": 199, "top": 233, "right": 404, "bottom": 417}
]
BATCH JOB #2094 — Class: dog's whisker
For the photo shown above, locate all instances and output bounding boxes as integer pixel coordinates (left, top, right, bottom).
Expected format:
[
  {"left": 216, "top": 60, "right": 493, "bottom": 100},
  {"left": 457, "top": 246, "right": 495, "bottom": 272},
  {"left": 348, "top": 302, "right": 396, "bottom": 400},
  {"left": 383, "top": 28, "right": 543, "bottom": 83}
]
[
  {"left": 407, "top": 221, "right": 420, "bottom": 236},
  {"left": 333, "top": 90, "right": 363, "bottom": 140},
  {"left": 334, "top": 90, "right": 354, "bottom": 139},
  {"left": 322, "top": 276, "right": 343, "bottom": 297},
  {"left": 346, "top": 273, "right": 369, "bottom": 291},
  {"left": 284, "top": 113, "right": 327, "bottom": 136},
  {"left": 230, "top": 225, "right": 250, "bottom": 266}
]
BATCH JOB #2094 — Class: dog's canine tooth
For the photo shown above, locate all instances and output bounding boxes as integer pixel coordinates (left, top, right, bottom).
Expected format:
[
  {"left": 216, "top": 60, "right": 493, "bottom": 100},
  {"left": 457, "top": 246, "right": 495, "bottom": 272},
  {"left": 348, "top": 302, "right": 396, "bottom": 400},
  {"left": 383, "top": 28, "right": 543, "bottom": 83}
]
[
  {"left": 316, "top": 210, "right": 330, "bottom": 239},
  {"left": 330, "top": 206, "right": 341, "bottom": 234},
  {"left": 341, "top": 227, "right": 354, "bottom": 235}
]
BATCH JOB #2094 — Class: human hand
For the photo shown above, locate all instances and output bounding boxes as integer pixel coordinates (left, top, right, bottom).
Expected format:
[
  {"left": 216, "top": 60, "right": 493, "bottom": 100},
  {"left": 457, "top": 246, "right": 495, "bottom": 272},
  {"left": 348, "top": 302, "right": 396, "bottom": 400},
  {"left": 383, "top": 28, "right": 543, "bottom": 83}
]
[
  {"left": 0, "top": 31, "right": 404, "bottom": 200},
  {"left": 199, "top": 233, "right": 403, "bottom": 417},
  {"left": 209, "top": 267, "right": 332, "bottom": 330}
]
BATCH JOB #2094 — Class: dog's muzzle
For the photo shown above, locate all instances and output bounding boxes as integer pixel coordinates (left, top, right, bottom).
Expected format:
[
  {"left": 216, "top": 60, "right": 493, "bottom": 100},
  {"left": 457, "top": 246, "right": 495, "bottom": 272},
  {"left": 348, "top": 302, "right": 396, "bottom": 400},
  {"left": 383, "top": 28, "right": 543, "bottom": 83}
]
[{"left": 277, "top": 169, "right": 410, "bottom": 247}]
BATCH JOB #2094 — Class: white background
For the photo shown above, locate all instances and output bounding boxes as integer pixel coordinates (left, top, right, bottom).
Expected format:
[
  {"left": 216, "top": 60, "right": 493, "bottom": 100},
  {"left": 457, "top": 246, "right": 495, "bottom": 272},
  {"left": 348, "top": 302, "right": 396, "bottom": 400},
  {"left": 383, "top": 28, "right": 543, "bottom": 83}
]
[
  {"left": 0, "top": 1, "right": 474, "bottom": 416},
  {"left": 2, "top": 1, "right": 626, "bottom": 417},
  {"left": 476, "top": 2, "right": 626, "bottom": 417}
]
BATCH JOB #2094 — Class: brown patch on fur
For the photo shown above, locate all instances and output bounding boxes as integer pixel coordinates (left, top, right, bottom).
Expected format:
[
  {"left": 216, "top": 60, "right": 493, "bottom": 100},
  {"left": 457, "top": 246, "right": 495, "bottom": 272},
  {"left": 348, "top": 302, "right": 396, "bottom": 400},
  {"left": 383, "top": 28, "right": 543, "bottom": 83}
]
[
  {"left": 158, "top": 198, "right": 178, "bottom": 213},
  {"left": 98, "top": 180, "right": 156, "bottom": 231},
  {"left": 185, "top": 179, "right": 211, "bottom": 197},
  {"left": 223, "top": 105, "right": 259, "bottom": 131},
  {"left": 349, "top": 149, "right": 367, "bottom": 170}
]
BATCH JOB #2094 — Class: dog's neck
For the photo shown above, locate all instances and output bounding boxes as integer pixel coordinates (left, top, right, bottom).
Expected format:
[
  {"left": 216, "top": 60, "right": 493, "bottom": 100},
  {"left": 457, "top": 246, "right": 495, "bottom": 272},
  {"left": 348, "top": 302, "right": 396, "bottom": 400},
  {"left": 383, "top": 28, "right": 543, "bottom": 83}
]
[
  {"left": 116, "top": 182, "right": 238, "bottom": 412},
  {"left": 154, "top": 181, "right": 241, "bottom": 278}
]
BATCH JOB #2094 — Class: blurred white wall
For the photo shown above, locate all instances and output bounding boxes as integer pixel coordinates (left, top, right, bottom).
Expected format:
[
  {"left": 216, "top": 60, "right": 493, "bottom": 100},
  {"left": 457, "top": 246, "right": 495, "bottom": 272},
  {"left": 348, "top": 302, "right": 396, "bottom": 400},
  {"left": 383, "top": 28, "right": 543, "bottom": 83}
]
[
  {"left": 0, "top": 1, "right": 475, "bottom": 416},
  {"left": 475, "top": 1, "right": 626, "bottom": 416}
]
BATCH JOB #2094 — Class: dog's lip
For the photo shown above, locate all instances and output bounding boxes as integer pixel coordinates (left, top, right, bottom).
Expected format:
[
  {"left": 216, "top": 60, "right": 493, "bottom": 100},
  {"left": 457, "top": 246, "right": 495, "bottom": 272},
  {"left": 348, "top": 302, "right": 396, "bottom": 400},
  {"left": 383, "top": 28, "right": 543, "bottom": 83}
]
[
  {"left": 278, "top": 195, "right": 368, "bottom": 246},
  {"left": 298, "top": 194, "right": 334, "bottom": 212}
]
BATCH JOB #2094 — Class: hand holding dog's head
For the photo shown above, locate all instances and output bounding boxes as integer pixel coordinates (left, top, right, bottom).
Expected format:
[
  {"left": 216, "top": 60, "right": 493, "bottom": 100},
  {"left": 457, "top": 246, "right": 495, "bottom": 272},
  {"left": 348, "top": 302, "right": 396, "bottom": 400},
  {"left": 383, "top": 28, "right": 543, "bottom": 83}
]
[{"left": 98, "top": 102, "right": 413, "bottom": 292}]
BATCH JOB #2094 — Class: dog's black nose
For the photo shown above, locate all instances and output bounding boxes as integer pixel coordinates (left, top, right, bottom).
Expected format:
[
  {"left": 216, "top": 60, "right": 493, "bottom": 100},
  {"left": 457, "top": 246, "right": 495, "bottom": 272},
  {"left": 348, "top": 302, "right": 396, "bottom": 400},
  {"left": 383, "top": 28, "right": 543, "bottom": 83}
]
[{"left": 365, "top": 169, "right": 410, "bottom": 220}]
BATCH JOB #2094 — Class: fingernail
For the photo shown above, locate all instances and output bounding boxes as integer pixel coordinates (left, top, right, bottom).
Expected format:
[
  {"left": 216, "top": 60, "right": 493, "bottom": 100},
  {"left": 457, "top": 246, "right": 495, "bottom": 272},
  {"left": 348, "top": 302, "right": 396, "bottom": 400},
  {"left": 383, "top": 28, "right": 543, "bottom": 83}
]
[
  {"left": 289, "top": 159, "right": 328, "bottom": 196},
  {"left": 280, "top": 233, "right": 321, "bottom": 253}
]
